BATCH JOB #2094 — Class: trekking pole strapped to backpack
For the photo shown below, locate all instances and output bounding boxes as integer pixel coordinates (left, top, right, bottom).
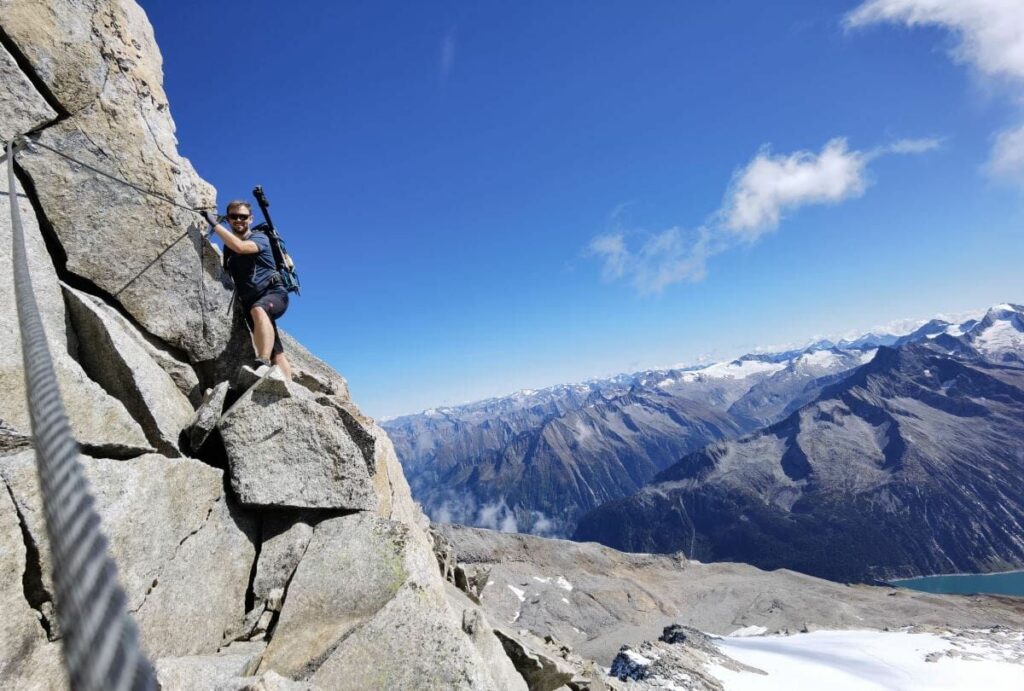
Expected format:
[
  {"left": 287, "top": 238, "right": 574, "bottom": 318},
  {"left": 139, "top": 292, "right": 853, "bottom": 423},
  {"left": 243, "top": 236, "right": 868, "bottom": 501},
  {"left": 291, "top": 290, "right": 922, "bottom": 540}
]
[{"left": 252, "top": 185, "right": 301, "bottom": 294}]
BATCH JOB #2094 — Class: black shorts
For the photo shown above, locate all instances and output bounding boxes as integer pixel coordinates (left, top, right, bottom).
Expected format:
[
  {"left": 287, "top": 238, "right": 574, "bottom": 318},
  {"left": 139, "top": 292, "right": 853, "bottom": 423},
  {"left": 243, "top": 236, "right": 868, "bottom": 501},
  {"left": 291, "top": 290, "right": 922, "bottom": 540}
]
[{"left": 244, "top": 289, "right": 289, "bottom": 356}]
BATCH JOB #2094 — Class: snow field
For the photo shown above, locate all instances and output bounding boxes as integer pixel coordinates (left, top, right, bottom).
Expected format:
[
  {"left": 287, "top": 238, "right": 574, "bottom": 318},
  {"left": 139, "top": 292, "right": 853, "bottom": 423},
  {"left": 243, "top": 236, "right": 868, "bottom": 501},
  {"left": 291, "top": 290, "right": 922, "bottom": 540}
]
[{"left": 708, "top": 630, "right": 1024, "bottom": 691}]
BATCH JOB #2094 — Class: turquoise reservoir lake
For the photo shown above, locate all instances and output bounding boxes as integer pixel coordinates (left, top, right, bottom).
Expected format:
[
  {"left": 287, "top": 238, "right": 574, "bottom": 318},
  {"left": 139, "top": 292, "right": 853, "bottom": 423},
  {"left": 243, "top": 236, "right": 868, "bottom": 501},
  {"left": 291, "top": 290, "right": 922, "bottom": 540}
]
[{"left": 891, "top": 570, "right": 1024, "bottom": 597}]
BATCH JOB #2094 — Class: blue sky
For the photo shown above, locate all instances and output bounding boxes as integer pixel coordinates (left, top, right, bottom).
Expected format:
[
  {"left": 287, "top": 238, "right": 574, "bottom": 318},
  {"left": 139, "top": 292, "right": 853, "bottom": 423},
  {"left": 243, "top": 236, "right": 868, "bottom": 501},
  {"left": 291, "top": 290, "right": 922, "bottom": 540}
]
[{"left": 142, "top": 1, "right": 1024, "bottom": 418}]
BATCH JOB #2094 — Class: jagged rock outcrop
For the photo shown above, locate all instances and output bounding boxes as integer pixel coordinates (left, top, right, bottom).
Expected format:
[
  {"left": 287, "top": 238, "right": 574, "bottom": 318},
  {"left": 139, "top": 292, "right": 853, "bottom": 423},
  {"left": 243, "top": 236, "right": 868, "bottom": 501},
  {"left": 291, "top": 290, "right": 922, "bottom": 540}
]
[
  {"left": 606, "top": 625, "right": 750, "bottom": 691},
  {"left": 0, "top": 4, "right": 531, "bottom": 688},
  {"left": 258, "top": 512, "right": 506, "bottom": 687},
  {"left": 492, "top": 629, "right": 575, "bottom": 691},
  {"left": 2, "top": 0, "right": 232, "bottom": 363},
  {"left": 445, "top": 584, "right": 529, "bottom": 691}
]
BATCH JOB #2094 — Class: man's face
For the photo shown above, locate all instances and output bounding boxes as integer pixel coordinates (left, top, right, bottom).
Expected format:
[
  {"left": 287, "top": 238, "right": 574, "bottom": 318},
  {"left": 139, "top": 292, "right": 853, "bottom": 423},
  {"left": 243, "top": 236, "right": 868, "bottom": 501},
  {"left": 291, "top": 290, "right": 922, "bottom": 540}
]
[{"left": 228, "top": 206, "right": 252, "bottom": 234}]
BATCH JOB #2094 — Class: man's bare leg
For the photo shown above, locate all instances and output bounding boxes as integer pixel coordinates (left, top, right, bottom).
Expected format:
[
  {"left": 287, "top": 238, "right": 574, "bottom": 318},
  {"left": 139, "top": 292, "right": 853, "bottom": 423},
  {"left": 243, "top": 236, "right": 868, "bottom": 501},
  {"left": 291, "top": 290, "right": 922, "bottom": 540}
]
[
  {"left": 272, "top": 352, "right": 293, "bottom": 380},
  {"left": 250, "top": 306, "right": 275, "bottom": 361}
]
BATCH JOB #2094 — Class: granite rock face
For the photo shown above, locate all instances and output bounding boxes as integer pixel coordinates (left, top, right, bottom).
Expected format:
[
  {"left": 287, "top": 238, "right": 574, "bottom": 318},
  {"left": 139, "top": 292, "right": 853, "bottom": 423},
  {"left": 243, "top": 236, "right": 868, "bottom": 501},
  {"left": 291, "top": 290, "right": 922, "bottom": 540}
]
[
  {"left": 251, "top": 513, "right": 314, "bottom": 605},
  {"left": 0, "top": 40, "right": 57, "bottom": 140},
  {"left": 2, "top": 0, "right": 232, "bottom": 362},
  {"left": 0, "top": 451, "right": 255, "bottom": 658},
  {"left": 0, "top": 2, "right": 526, "bottom": 688},
  {"left": 0, "top": 170, "right": 151, "bottom": 456},
  {"left": 218, "top": 373, "right": 377, "bottom": 510},
  {"left": 155, "top": 642, "right": 265, "bottom": 691},
  {"left": 63, "top": 283, "right": 195, "bottom": 456},
  {"left": 0, "top": 475, "right": 66, "bottom": 689},
  {"left": 258, "top": 513, "right": 416, "bottom": 676}
]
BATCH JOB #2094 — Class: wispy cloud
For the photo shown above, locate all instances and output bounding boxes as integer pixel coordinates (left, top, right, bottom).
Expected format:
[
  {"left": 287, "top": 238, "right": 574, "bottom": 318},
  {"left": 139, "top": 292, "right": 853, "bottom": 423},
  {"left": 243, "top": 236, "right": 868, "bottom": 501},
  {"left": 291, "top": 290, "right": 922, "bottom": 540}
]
[
  {"left": 882, "top": 137, "right": 943, "bottom": 155},
  {"left": 440, "top": 27, "right": 457, "bottom": 83},
  {"left": 845, "top": 1, "right": 1024, "bottom": 82},
  {"left": 589, "top": 226, "right": 713, "bottom": 294},
  {"left": 845, "top": 0, "right": 1024, "bottom": 184},
  {"left": 589, "top": 138, "right": 936, "bottom": 293},
  {"left": 988, "top": 123, "right": 1024, "bottom": 183}
]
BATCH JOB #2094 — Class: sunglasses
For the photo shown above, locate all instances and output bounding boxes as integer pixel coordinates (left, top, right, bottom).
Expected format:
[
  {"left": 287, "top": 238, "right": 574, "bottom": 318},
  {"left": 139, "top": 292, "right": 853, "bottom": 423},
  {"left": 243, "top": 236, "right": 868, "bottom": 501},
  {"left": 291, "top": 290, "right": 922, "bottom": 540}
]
[{"left": 228, "top": 214, "right": 250, "bottom": 221}]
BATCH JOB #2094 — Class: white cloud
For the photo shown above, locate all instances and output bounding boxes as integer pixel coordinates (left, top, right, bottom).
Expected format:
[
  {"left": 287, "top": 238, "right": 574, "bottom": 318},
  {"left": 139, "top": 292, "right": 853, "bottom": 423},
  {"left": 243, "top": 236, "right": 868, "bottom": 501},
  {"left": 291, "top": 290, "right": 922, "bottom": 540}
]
[
  {"left": 845, "top": 1, "right": 1024, "bottom": 83},
  {"left": 589, "top": 137, "right": 937, "bottom": 293},
  {"left": 440, "top": 28, "right": 456, "bottom": 82},
  {"left": 847, "top": 1, "right": 1024, "bottom": 185},
  {"left": 721, "top": 138, "right": 869, "bottom": 238},
  {"left": 988, "top": 123, "right": 1024, "bottom": 182}
]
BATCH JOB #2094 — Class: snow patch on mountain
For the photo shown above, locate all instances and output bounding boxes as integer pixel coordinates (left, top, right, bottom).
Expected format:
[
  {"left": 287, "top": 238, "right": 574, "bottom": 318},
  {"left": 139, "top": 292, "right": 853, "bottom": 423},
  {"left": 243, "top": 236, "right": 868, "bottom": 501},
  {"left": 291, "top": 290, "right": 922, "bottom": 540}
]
[
  {"left": 682, "top": 358, "right": 785, "bottom": 382},
  {"left": 975, "top": 319, "right": 1024, "bottom": 354},
  {"left": 708, "top": 629, "right": 1024, "bottom": 691}
]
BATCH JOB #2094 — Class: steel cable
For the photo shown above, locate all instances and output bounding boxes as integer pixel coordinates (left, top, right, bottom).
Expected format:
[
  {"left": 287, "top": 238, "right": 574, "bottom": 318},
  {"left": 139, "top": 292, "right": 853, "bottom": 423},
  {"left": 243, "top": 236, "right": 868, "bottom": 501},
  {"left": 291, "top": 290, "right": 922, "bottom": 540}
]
[{"left": 7, "top": 139, "right": 157, "bottom": 690}]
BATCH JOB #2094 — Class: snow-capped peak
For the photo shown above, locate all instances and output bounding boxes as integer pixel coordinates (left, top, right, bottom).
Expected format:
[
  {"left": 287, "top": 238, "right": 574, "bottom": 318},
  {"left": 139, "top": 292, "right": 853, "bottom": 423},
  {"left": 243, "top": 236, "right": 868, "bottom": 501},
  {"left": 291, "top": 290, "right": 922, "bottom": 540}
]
[{"left": 965, "top": 304, "right": 1024, "bottom": 356}]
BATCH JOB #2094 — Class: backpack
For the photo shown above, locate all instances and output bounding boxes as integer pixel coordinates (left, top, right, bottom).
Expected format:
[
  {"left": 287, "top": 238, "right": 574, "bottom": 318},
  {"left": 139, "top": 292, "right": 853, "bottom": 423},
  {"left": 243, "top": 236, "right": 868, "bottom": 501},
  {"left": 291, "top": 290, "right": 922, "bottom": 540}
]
[
  {"left": 253, "top": 222, "right": 301, "bottom": 294},
  {"left": 222, "top": 224, "right": 301, "bottom": 295}
]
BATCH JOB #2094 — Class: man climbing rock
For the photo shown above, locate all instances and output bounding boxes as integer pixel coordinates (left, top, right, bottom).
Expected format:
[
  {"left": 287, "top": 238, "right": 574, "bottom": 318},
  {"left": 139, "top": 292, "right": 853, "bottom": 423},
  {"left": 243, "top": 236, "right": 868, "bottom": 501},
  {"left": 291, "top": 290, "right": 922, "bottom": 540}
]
[{"left": 205, "top": 200, "right": 293, "bottom": 379}]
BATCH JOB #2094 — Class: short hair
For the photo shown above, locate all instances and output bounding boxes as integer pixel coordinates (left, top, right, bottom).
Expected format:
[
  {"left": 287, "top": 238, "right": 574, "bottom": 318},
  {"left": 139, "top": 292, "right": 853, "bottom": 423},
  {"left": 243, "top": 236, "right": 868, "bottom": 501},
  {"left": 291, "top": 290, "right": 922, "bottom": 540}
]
[{"left": 226, "top": 199, "right": 252, "bottom": 214}]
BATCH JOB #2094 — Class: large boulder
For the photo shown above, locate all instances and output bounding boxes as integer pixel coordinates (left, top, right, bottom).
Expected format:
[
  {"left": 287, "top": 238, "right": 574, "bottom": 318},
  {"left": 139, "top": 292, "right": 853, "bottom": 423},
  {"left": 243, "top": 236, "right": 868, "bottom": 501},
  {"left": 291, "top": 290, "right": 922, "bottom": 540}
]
[
  {"left": 258, "top": 513, "right": 508, "bottom": 689},
  {"left": 308, "top": 580, "right": 505, "bottom": 690},
  {"left": 0, "top": 171, "right": 151, "bottom": 456},
  {"left": 0, "top": 473, "right": 66, "bottom": 689},
  {"left": 0, "top": 451, "right": 256, "bottom": 657},
  {"left": 63, "top": 283, "right": 195, "bottom": 456},
  {"left": 217, "top": 373, "right": 377, "bottom": 510},
  {"left": 1, "top": 0, "right": 234, "bottom": 362},
  {"left": 257, "top": 513, "right": 411, "bottom": 677}
]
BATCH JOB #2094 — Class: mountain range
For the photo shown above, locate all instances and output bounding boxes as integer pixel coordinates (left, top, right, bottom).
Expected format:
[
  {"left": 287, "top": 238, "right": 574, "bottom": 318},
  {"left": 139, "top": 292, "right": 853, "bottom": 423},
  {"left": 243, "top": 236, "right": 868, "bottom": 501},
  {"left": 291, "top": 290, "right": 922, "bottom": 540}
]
[
  {"left": 573, "top": 304, "right": 1024, "bottom": 581},
  {"left": 384, "top": 305, "right": 1021, "bottom": 544}
]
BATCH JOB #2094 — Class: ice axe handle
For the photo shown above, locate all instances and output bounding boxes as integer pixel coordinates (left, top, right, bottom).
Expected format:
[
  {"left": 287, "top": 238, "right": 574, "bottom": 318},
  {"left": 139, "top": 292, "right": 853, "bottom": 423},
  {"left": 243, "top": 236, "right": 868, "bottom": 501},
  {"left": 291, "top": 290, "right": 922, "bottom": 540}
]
[{"left": 252, "top": 185, "right": 275, "bottom": 230}]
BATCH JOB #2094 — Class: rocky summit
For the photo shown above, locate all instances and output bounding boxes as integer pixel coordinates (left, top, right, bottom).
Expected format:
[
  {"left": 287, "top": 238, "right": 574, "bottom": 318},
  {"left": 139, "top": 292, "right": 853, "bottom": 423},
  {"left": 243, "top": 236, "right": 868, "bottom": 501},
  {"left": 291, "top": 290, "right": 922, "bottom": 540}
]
[{"left": 0, "top": 2, "right": 526, "bottom": 688}]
